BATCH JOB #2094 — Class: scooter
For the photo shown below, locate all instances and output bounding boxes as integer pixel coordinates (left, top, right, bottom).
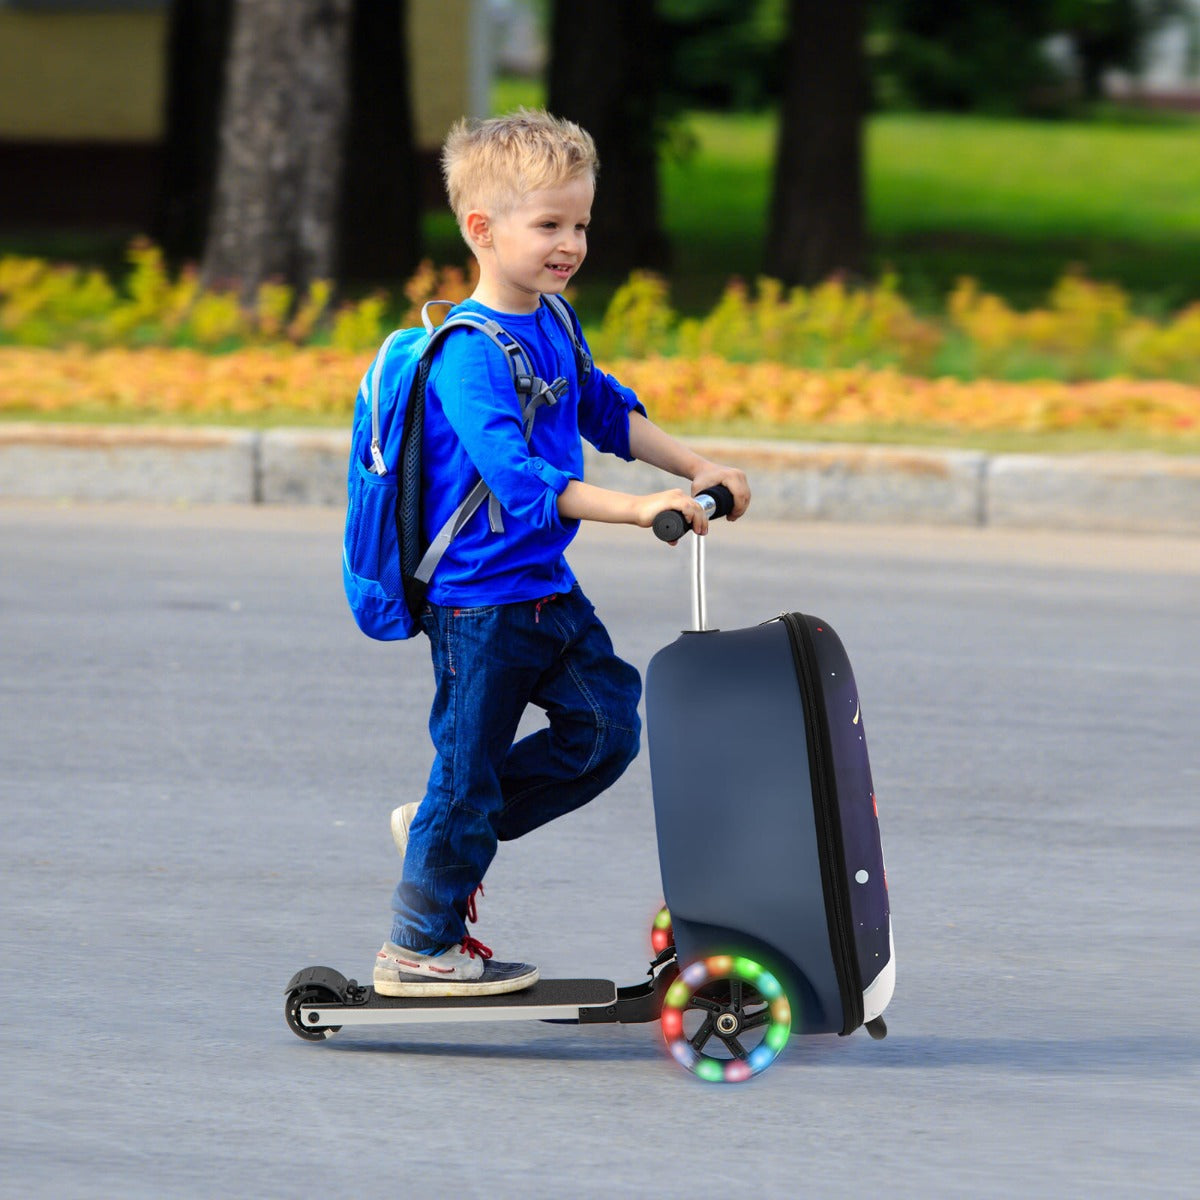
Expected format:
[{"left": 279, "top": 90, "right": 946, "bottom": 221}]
[{"left": 285, "top": 487, "right": 893, "bottom": 1082}]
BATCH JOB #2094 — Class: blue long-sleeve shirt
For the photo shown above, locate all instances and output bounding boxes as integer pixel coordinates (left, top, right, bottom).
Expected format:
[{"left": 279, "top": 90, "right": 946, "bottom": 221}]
[{"left": 421, "top": 298, "right": 645, "bottom": 605}]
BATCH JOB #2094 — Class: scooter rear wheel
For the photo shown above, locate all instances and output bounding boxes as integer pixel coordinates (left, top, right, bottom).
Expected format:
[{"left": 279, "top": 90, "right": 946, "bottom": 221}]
[
  {"left": 660, "top": 955, "right": 791, "bottom": 1082},
  {"left": 651, "top": 905, "right": 674, "bottom": 955}
]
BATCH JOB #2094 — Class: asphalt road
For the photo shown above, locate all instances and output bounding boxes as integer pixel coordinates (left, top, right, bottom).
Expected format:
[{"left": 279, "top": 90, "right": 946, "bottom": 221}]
[{"left": 2, "top": 502, "right": 1197, "bottom": 1199}]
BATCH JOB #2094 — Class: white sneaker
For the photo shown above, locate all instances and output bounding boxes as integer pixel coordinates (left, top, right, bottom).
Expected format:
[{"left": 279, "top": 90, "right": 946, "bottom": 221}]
[
  {"left": 373, "top": 936, "right": 539, "bottom": 997},
  {"left": 390, "top": 802, "right": 419, "bottom": 862}
]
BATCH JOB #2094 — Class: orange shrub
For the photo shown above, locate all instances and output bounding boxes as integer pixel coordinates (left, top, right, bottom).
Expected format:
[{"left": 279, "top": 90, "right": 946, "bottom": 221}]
[{"left": 2, "top": 346, "right": 1197, "bottom": 438}]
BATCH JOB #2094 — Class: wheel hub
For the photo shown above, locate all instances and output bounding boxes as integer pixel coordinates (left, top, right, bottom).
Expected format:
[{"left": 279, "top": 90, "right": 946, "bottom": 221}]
[{"left": 715, "top": 1011, "right": 740, "bottom": 1036}]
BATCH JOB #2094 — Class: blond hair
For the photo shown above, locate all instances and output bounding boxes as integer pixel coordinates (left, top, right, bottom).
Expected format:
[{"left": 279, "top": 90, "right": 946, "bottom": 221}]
[{"left": 441, "top": 108, "right": 598, "bottom": 234}]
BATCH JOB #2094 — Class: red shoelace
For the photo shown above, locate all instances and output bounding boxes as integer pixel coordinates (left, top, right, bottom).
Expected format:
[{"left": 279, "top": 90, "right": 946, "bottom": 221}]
[
  {"left": 465, "top": 883, "right": 484, "bottom": 924},
  {"left": 460, "top": 934, "right": 493, "bottom": 960}
]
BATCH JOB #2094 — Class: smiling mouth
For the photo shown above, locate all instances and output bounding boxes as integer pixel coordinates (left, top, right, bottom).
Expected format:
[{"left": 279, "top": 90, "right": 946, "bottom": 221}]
[{"left": 546, "top": 262, "right": 574, "bottom": 277}]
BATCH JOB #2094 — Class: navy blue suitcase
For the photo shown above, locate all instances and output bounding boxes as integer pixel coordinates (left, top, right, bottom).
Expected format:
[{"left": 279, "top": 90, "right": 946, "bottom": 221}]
[{"left": 645, "top": 538, "right": 893, "bottom": 1077}]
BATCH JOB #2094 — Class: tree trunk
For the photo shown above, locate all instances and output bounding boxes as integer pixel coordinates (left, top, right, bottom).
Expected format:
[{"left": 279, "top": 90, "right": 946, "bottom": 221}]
[
  {"left": 769, "top": 0, "right": 867, "bottom": 286},
  {"left": 547, "top": 0, "right": 668, "bottom": 278},
  {"left": 337, "top": 0, "right": 421, "bottom": 282},
  {"left": 202, "top": 0, "right": 353, "bottom": 300},
  {"left": 156, "top": 0, "right": 233, "bottom": 263}
]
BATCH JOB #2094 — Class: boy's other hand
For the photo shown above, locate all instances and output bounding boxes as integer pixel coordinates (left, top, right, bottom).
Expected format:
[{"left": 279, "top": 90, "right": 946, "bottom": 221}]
[
  {"left": 691, "top": 463, "right": 751, "bottom": 521},
  {"left": 635, "top": 488, "right": 709, "bottom": 540}
]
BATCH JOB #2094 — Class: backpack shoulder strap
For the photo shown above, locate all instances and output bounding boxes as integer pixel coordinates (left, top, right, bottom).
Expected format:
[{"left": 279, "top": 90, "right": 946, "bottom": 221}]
[
  {"left": 419, "top": 302, "right": 534, "bottom": 395},
  {"left": 404, "top": 302, "right": 569, "bottom": 594},
  {"left": 541, "top": 293, "right": 593, "bottom": 383}
]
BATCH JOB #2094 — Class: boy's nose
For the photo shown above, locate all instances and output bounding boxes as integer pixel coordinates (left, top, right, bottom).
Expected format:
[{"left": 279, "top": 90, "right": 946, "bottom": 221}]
[{"left": 559, "top": 229, "right": 586, "bottom": 255}]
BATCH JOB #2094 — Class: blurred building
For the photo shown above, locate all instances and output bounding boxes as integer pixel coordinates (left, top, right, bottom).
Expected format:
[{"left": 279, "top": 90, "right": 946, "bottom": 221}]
[
  {"left": 0, "top": 0, "right": 497, "bottom": 228},
  {"left": 1108, "top": 0, "right": 1200, "bottom": 109}
]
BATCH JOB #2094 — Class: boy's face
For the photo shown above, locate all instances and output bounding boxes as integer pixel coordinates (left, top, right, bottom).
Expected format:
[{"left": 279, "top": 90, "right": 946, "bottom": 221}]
[{"left": 467, "top": 177, "right": 593, "bottom": 313}]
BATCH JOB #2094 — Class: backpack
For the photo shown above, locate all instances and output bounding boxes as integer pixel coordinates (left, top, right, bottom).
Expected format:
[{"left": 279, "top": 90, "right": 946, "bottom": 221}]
[{"left": 342, "top": 294, "right": 592, "bottom": 640}]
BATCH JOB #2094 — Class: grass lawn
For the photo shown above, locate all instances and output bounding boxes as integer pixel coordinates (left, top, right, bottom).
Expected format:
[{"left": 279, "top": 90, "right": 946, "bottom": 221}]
[
  {"left": 867, "top": 112, "right": 1200, "bottom": 313},
  {"left": 654, "top": 109, "right": 1200, "bottom": 316}
]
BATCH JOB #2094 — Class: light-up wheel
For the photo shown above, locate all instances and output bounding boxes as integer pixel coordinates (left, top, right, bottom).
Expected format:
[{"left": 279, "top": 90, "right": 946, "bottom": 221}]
[
  {"left": 651, "top": 905, "right": 674, "bottom": 955},
  {"left": 660, "top": 955, "right": 791, "bottom": 1082}
]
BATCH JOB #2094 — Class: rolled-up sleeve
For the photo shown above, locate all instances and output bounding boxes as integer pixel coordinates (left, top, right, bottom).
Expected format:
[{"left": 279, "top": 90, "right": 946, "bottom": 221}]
[
  {"left": 577, "top": 362, "right": 647, "bottom": 462},
  {"left": 561, "top": 309, "right": 647, "bottom": 460}
]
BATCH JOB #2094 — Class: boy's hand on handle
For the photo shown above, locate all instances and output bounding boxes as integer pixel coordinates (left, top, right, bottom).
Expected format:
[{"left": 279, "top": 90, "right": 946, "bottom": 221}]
[
  {"left": 690, "top": 462, "right": 750, "bottom": 521},
  {"left": 637, "top": 488, "right": 709, "bottom": 541},
  {"left": 651, "top": 485, "right": 738, "bottom": 543}
]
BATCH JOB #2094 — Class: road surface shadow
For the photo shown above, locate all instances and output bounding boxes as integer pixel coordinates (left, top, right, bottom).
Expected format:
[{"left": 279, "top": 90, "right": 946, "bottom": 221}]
[{"left": 315, "top": 1029, "right": 1199, "bottom": 1074}]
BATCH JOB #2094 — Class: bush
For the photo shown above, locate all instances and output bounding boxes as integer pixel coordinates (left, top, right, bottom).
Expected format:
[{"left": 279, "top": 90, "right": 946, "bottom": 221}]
[
  {"left": 0, "top": 240, "right": 476, "bottom": 354},
  {"left": 2, "top": 240, "right": 1199, "bottom": 389}
]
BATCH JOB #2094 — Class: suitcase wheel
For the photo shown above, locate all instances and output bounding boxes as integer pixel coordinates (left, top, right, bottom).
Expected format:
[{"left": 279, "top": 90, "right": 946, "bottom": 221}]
[
  {"left": 660, "top": 954, "right": 791, "bottom": 1083},
  {"left": 651, "top": 905, "right": 674, "bottom": 955}
]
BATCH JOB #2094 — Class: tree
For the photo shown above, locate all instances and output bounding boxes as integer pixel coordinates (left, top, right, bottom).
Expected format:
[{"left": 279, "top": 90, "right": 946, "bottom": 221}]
[
  {"left": 547, "top": 0, "right": 668, "bottom": 276},
  {"left": 156, "top": 0, "right": 232, "bottom": 263},
  {"left": 202, "top": 0, "right": 353, "bottom": 300},
  {"left": 1053, "top": 0, "right": 1193, "bottom": 102},
  {"left": 869, "top": 1, "right": 1194, "bottom": 114},
  {"left": 869, "top": 0, "right": 1055, "bottom": 114},
  {"left": 768, "top": 0, "right": 867, "bottom": 287},
  {"left": 657, "top": 0, "right": 786, "bottom": 111},
  {"left": 337, "top": 0, "right": 421, "bottom": 282}
]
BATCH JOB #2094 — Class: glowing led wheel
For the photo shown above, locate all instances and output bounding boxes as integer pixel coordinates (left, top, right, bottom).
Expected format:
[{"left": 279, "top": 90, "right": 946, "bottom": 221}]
[
  {"left": 651, "top": 905, "right": 674, "bottom": 955},
  {"left": 661, "top": 955, "right": 791, "bottom": 1082}
]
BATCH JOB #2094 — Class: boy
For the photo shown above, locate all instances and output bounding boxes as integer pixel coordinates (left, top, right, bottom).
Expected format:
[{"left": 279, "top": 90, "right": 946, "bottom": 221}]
[{"left": 374, "top": 109, "right": 750, "bottom": 996}]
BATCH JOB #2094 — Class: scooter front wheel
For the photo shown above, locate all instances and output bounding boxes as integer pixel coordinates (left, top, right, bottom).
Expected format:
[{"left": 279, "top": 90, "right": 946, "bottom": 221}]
[{"left": 285, "top": 983, "right": 343, "bottom": 1041}]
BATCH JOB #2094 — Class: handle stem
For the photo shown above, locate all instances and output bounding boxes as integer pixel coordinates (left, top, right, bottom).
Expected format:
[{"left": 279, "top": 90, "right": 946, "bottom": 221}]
[{"left": 691, "top": 527, "right": 708, "bottom": 631}]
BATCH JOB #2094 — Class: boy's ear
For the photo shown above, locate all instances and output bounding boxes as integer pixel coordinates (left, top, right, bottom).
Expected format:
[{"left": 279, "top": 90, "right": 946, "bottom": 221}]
[{"left": 464, "top": 210, "right": 492, "bottom": 249}]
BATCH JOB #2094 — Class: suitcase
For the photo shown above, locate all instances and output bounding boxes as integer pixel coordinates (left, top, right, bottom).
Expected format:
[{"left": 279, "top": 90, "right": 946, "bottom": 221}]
[{"left": 645, "top": 520, "right": 893, "bottom": 1076}]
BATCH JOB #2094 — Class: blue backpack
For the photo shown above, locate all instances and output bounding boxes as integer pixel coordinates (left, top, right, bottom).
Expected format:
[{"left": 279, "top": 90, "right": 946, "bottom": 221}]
[{"left": 342, "top": 295, "right": 591, "bottom": 640}]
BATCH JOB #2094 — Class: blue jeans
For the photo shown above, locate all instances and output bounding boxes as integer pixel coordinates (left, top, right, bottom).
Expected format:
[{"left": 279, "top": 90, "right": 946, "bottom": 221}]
[{"left": 390, "top": 584, "right": 642, "bottom": 951}]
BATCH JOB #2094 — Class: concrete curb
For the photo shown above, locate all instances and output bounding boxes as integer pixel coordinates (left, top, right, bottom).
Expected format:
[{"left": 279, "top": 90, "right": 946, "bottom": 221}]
[
  {"left": 2, "top": 421, "right": 1199, "bottom": 536},
  {"left": 0, "top": 423, "right": 260, "bottom": 505}
]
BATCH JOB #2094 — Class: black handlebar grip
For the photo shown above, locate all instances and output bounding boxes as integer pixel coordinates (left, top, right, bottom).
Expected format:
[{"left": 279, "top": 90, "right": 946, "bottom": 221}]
[
  {"left": 704, "top": 484, "right": 735, "bottom": 519},
  {"left": 652, "top": 484, "right": 736, "bottom": 542},
  {"left": 652, "top": 509, "right": 688, "bottom": 542}
]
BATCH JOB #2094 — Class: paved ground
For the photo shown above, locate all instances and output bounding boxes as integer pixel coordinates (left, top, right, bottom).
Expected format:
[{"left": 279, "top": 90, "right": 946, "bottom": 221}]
[{"left": 1, "top": 502, "right": 1197, "bottom": 1198}]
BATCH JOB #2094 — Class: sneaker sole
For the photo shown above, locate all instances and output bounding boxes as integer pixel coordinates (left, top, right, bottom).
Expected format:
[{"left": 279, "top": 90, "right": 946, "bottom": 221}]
[{"left": 374, "top": 966, "right": 540, "bottom": 998}]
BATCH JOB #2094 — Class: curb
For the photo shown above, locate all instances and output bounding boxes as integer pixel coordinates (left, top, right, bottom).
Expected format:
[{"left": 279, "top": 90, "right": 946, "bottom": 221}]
[{"left": 2, "top": 422, "right": 1199, "bottom": 536}]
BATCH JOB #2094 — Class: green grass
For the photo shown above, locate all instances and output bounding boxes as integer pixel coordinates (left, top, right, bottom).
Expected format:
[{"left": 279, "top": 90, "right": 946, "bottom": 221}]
[
  {"left": 867, "top": 113, "right": 1200, "bottom": 311},
  {"left": 656, "top": 109, "right": 1200, "bottom": 314}
]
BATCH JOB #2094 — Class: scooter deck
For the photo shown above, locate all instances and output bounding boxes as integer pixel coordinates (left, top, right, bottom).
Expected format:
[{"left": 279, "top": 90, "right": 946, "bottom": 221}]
[
  {"left": 286, "top": 964, "right": 675, "bottom": 1038},
  {"left": 305, "top": 978, "right": 617, "bottom": 1027}
]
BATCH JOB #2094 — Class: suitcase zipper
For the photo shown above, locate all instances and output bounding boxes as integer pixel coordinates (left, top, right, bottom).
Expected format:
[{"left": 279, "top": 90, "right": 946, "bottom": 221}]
[{"left": 780, "top": 612, "right": 864, "bottom": 1035}]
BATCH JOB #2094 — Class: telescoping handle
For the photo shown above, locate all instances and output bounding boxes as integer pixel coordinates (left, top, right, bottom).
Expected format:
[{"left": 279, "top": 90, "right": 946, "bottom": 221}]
[
  {"left": 652, "top": 484, "right": 736, "bottom": 632},
  {"left": 652, "top": 484, "right": 735, "bottom": 542}
]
